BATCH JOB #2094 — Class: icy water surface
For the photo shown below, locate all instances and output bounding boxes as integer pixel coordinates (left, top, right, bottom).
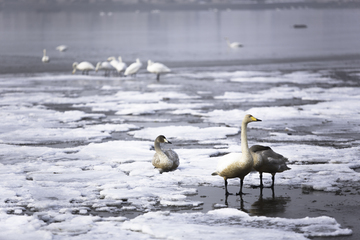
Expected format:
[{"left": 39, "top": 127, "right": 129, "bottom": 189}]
[{"left": 0, "top": 65, "right": 359, "bottom": 239}]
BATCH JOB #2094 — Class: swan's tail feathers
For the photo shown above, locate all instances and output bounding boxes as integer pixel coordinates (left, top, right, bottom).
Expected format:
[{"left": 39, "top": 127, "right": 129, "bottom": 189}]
[
  {"left": 278, "top": 161, "right": 291, "bottom": 172},
  {"left": 211, "top": 172, "right": 218, "bottom": 176}
]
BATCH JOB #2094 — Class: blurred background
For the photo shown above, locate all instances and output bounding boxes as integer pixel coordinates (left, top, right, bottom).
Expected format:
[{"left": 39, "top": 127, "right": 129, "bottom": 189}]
[{"left": 1, "top": 0, "right": 360, "bottom": 74}]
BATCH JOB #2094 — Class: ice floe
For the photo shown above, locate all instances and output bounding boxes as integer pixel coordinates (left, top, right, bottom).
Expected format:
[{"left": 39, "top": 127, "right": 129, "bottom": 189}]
[{"left": 0, "top": 68, "right": 359, "bottom": 239}]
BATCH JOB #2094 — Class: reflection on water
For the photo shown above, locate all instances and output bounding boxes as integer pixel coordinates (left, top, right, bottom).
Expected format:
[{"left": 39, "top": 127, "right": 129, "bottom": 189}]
[
  {"left": 249, "top": 187, "right": 290, "bottom": 216},
  {"left": 190, "top": 185, "right": 292, "bottom": 217},
  {"left": 1, "top": 9, "right": 360, "bottom": 64},
  {"left": 219, "top": 186, "right": 291, "bottom": 216}
]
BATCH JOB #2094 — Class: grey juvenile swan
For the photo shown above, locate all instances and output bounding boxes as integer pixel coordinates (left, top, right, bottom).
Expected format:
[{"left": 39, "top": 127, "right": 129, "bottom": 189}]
[
  {"left": 212, "top": 114, "right": 261, "bottom": 195},
  {"left": 152, "top": 135, "right": 179, "bottom": 173},
  {"left": 250, "top": 145, "right": 290, "bottom": 189}
]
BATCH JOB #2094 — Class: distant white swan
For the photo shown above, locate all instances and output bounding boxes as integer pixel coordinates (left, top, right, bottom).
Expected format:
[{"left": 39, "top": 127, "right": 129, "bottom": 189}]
[
  {"left": 152, "top": 135, "right": 180, "bottom": 173},
  {"left": 225, "top": 37, "right": 243, "bottom": 49},
  {"left": 250, "top": 145, "right": 290, "bottom": 188},
  {"left": 147, "top": 60, "right": 171, "bottom": 81},
  {"left": 42, "top": 49, "right": 50, "bottom": 63},
  {"left": 107, "top": 56, "right": 127, "bottom": 76},
  {"left": 95, "top": 61, "right": 114, "bottom": 77},
  {"left": 56, "top": 45, "right": 68, "bottom": 52},
  {"left": 72, "top": 61, "right": 95, "bottom": 75},
  {"left": 124, "top": 58, "right": 142, "bottom": 77},
  {"left": 212, "top": 114, "right": 261, "bottom": 195}
]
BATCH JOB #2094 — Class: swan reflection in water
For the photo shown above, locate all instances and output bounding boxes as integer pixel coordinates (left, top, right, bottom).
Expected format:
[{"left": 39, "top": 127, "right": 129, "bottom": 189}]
[
  {"left": 249, "top": 187, "right": 291, "bottom": 216},
  {"left": 222, "top": 187, "right": 291, "bottom": 216}
]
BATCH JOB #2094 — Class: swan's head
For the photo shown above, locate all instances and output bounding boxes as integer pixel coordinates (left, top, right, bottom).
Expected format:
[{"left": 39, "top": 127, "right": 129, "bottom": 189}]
[
  {"left": 156, "top": 135, "right": 172, "bottom": 144},
  {"left": 107, "top": 56, "right": 116, "bottom": 61},
  {"left": 118, "top": 56, "right": 123, "bottom": 62},
  {"left": 244, "top": 114, "right": 261, "bottom": 124},
  {"left": 147, "top": 60, "right": 153, "bottom": 66},
  {"left": 136, "top": 58, "right": 141, "bottom": 63}
]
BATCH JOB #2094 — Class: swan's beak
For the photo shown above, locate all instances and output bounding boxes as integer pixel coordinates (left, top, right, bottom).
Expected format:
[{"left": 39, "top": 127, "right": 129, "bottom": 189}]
[
  {"left": 251, "top": 116, "right": 262, "bottom": 122},
  {"left": 164, "top": 139, "right": 172, "bottom": 144}
]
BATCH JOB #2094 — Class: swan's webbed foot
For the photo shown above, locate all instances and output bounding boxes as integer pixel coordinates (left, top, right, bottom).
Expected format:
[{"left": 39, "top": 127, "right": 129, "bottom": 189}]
[
  {"left": 236, "top": 191, "right": 248, "bottom": 196},
  {"left": 225, "top": 191, "right": 233, "bottom": 196}
]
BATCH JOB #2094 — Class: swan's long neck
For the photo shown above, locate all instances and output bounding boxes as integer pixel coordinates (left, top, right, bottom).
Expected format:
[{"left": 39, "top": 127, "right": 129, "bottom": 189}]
[
  {"left": 154, "top": 141, "right": 164, "bottom": 154},
  {"left": 43, "top": 49, "right": 46, "bottom": 56},
  {"left": 72, "top": 63, "right": 78, "bottom": 74},
  {"left": 241, "top": 121, "right": 250, "bottom": 154},
  {"left": 155, "top": 141, "right": 167, "bottom": 161}
]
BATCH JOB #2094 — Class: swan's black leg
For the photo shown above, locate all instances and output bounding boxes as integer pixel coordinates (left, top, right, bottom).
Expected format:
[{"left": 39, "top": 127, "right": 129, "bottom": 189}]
[
  {"left": 237, "top": 178, "right": 244, "bottom": 195},
  {"left": 260, "top": 172, "right": 264, "bottom": 188},
  {"left": 271, "top": 173, "right": 275, "bottom": 189},
  {"left": 225, "top": 179, "right": 232, "bottom": 196},
  {"left": 156, "top": 73, "right": 160, "bottom": 81}
]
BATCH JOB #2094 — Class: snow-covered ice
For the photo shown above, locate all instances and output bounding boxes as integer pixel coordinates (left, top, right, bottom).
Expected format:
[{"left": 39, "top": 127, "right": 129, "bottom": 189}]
[{"left": 0, "top": 67, "right": 359, "bottom": 239}]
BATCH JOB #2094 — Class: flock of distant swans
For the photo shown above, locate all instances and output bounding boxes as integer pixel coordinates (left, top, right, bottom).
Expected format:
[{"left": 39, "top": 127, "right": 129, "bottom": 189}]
[
  {"left": 42, "top": 38, "right": 242, "bottom": 81},
  {"left": 42, "top": 45, "right": 171, "bottom": 81}
]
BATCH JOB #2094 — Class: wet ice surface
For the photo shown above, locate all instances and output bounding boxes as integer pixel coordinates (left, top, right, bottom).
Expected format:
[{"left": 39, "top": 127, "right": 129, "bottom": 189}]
[{"left": 0, "top": 66, "right": 359, "bottom": 239}]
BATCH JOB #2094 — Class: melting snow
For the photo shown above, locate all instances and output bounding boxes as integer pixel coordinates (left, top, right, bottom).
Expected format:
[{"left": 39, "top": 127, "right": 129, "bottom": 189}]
[{"left": 0, "top": 68, "right": 358, "bottom": 239}]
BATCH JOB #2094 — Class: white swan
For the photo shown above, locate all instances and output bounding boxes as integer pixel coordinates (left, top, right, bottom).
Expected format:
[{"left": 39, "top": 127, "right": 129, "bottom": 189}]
[
  {"left": 95, "top": 61, "right": 114, "bottom": 77},
  {"left": 152, "top": 135, "right": 180, "bottom": 173},
  {"left": 225, "top": 37, "right": 243, "bottom": 49},
  {"left": 147, "top": 60, "right": 171, "bottom": 81},
  {"left": 42, "top": 49, "right": 50, "bottom": 63},
  {"left": 212, "top": 114, "right": 261, "bottom": 195},
  {"left": 250, "top": 145, "right": 290, "bottom": 188},
  {"left": 107, "top": 56, "right": 127, "bottom": 76},
  {"left": 56, "top": 45, "right": 68, "bottom": 52},
  {"left": 124, "top": 58, "right": 142, "bottom": 77},
  {"left": 72, "top": 61, "right": 95, "bottom": 75}
]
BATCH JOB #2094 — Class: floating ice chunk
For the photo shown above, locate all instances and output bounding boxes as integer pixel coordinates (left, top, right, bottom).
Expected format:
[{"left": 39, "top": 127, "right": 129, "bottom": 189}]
[
  {"left": 0, "top": 213, "right": 52, "bottom": 240},
  {"left": 201, "top": 109, "right": 246, "bottom": 126},
  {"left": 114, "top": 102, "right": 210, "bottom": 115},
  {"left": 53, "top": 110, "right": 105, "bottom": 123},
  {"left": 114, "top": 91, "right": 199, "bottom": 102},
  {"left": 75, "top": 140, "right": 152, "bottom": 163},
  {"left": 129, "top": 125, "right": 239, "bottom": 141},
  {"left": 160, "top": 199, "right": 203, "bottom": 207},
  {"left": 267, "top": 132, "right": 348, "bottom": 142},
  {"left": 274, "top": 164, "right": 360, "bottom": 191},
  {"left": 122, "top": 208, "right": 351, "bottom": 239},
  {"left": 44, "top": 215, "right": 100, "bottom": 235},
  {"left": 0, "top": 127, "right": 111, "bottom": 145},
  {"left": 85, "top": 123, "right": 140, "bottom": 133}
]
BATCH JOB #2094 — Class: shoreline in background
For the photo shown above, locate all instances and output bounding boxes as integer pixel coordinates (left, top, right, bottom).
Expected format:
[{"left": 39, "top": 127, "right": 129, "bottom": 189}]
[
  {"left": 1, "top": 1, "right": 360, "bottom": 12},
  {"left": 1, "top": 53, "right": 360, "bottom": 75}
]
